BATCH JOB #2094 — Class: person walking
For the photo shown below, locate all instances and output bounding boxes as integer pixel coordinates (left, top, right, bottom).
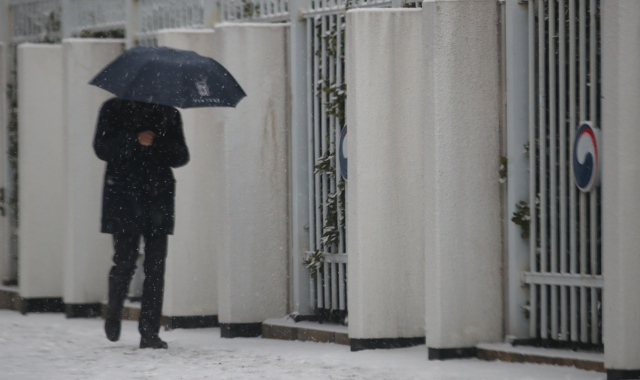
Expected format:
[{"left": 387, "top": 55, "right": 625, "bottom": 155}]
[{"left": 94, "top": 98, "right": 190, "bottom": 349}]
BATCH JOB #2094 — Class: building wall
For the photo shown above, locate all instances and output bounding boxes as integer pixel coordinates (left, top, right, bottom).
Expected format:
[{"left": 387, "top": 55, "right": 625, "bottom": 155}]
[
  {"left": 156, "top": 30, "right": 219, "bottom": 318},
  {"left": 602, "top": 0, "right": 640, "bottom": 372},
  {"left": 213, "top": 24, "right": 289, "bottom": 325},
  {"left": 346, "top": 8, "right": 425, "bottom": 340},
  {"left": 17, "top": 44, "right": 65, "bottom": 299},
  {"left": 62, "top": 39, "right": 124, "bottom": 305},
  {"left": 422, "top": 0, "right": 503, "bottom": 349}
]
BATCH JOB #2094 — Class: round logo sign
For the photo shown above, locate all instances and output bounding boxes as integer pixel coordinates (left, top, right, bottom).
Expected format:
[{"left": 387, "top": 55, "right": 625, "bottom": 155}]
[
  {"left": 572, "top": 122, "right": 601, "bottom": 192},
  {"left": 339, "top": 126, "right": 347, "bottom": 180}
]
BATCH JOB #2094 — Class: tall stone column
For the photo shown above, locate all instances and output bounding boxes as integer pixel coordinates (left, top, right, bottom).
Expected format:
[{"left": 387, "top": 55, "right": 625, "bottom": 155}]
[
  {"left": 346, "top": 8, "right": 425, "bottom": 352},
  {"left": 62, "top": 39, "right": 124, "bottom": 317},
  {"left": 156, "top": 30, "right": 219, "bottom": 329},
  {"left": 17, "top": 44, "right": 65, "bottom": 312},
  {"left": 422, "top": 0, "right": 503, "bottom": 359},
  {"left": 214, "top": 24, "right": 289, "bottom": 338},
  {"left": 601, "top": 2, "right": 640, "bottom": 379}
]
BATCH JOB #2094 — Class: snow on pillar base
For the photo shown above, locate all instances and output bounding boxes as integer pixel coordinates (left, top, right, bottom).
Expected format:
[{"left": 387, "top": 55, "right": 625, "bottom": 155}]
[
  {"left": 427, "top": 347, "right": 477, "bottom": 361},
  {"left": 220, "top": 323, "right": 262, "bottom": 338},
  {"left": 602, "top": 1, "right": 640, "bottom": 374},
  {"left": 17, "top": 44, "right": 65, "bottom": 301},
  {"left": 214, "top": 24, "right": 288, "bottom": 332},
  {"left": 62, "top": 39, "right": 124, "bottom": 306},
  {"left": 64, "top": 303, "right": 102, "bottom": 318},
  {"left": 18, "top": 298, "right": 65, "bottom": 314},
  {"left": 422, "top": 0, "right": 502, "bottom": 354},
  {"left": 155, "top": 30, "right": 218, "bottom": 320},
  {"left": 345, "top": 9, "right": 425, "bottom": 347}
]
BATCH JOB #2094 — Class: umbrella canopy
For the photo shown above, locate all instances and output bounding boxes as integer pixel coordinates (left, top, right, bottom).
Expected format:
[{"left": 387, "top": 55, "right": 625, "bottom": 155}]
[{"left": 89, "top": 46, "right": 246, "bottom": 109}]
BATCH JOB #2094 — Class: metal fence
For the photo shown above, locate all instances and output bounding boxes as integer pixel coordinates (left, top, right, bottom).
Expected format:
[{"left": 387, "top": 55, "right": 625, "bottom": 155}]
[
  {"left": 524, "top": 0, "right": 602, "bottom": 345},
  {"left": 66, "top": 0, "right": 126, "bottom": 37},
  {"left": 138, "top": 0, "right": 206, "bottom": 46},
  {"left": 9, "top": 0, "right": 62, "bottom": 43},
  {"left": 215, "top": 0, "right": 288, "bottom": 22},
  {"left": 304, "top": 5, "right": 348, "bottom": 322}
]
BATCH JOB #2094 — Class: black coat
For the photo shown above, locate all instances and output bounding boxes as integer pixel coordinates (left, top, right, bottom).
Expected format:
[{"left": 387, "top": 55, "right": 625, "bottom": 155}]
[{"left": 94, "top": 98, "right": 190, "bottom": 235}]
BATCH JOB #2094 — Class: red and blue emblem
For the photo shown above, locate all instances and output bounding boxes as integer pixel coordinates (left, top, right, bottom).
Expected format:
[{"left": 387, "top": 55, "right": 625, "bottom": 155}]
[
  {"left": 339, "top": 126, "right": 347, "bottom": 180},
  {"left": 572, "top": 122, "right": 601, "bottom": 192}
]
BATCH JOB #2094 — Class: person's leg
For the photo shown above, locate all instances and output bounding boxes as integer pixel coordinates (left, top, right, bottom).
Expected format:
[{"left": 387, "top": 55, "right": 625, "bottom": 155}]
[
  {"left": 139, "top": 233, "right": 168, "bottom": 348},
  {"left": 106, "top": 232, "right": 140, "bottom": 341}
]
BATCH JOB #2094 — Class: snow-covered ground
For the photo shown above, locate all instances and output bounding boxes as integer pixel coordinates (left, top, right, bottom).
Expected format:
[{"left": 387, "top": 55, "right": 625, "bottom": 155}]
[{"left": 0, "top": 310, "right": 604, "bottom": 380}]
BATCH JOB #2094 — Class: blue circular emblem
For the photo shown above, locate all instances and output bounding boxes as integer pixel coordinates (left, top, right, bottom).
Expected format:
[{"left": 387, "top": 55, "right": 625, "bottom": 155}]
[
  {"left": 339, "top": 126, "right": 347, "bottom": 180},
  {"left": 572, "top": 122, "right": 601, "bottom": 192}
]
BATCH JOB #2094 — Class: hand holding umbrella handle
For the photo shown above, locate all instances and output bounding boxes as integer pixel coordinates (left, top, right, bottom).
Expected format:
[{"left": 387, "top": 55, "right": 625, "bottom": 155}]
[{"left": 138, "top": 131, "right": 156, "bottom": 146}]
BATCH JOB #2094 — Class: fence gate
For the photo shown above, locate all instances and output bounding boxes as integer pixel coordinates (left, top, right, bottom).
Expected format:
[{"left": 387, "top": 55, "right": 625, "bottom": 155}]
[
  {"left": 523, "top": 0, "right": 602, "bottom": 346},
  {"left": 303, "top": 0, "right": 348, "bottom": 323}
]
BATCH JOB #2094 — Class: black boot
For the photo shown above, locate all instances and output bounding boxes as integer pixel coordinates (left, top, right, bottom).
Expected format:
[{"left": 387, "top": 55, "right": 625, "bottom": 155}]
[
  {"left": 105, "top": 318, "right": 121, "bottom": 342},
  {"left": 140, "top": 335, "right": 168, "bottom": 349},
  {"left": 105, "top": 276, "right": 129, "bottom": 342}
]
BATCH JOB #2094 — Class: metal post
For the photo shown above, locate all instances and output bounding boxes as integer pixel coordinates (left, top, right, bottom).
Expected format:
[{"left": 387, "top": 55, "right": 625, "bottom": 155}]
[
  {"left": 549, "top": 0, "right": 558, "bottom": 341},
  {"left": 579, "top": 0, "right": 587, "bottom": 344},
  {"left": 537, "top": 0, "right": 548, "bottom": 340},
  {"left": 288, "top": 0, "right": 312, "bottom": 316},
  {"left": 558, "top": 0, "right": 568, "bottom": 341},
  {"left": 505, "top": 0, "right": 531, "bottom": 339},
  {"left": 528, "top": 0, "right": 537, "bottom": 339},
  {"left": 588, "top": 0, "right": 598, "bottom": 345},
  {"left": 125, "top": 0, "right": 140, "bottom": 49},
  {"left": 569, "top": 0, "right": 578, "bottom": 342}
]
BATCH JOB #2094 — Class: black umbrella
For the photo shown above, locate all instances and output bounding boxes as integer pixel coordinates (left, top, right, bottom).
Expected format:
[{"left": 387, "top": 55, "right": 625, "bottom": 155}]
[{"left": 89, "top": 46, "right": 246, "bottom": 108}]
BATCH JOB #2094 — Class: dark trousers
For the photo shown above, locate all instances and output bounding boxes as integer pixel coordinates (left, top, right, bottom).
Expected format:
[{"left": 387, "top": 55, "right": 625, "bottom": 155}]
[{"left": 108, "top": 232, "right": 168, "bottom": 338}]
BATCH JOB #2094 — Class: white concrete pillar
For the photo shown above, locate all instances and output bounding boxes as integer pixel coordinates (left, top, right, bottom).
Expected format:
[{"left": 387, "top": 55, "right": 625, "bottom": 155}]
[
  {"left": 156, "top": 30, "right": 219, "bottom": 328},
  {"left": 345, "top": 8, "right": 425, "bottom": 351},
  {"left": 62, "top": 39, "right": 124, "bottom": 317},
  {"left": 602, "top": 2, "right": 640, "bottom": 379},
  {"left": 17, "top": 44, "right": 65, "bottom": 309},
  {"left": 422, "top": 0, "right": 502, "bottom": 359},
  {"left": 213, "top": 24, "right": 288, "bottom": 338}
]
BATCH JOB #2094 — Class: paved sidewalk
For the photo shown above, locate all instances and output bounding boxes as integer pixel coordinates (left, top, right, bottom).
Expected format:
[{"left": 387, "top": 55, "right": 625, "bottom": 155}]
[{"left": 0, "top": 310, "right": 604, "bottom": 380}]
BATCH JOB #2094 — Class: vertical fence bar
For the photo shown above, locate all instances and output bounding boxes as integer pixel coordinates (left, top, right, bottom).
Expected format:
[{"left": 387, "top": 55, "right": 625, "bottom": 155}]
[
  {"left": 579, "top": 0, "right": 587, "bottom": 343},
  {"left": 336, "top": 14, "right": 345, "bottom": 255},
  {"left": 589, "top": 0, "right": 598, "bottom": 344},
  {"left": 328, "top": 14, "right": 338, "bottom": 310},
  {"left": 538, "top": 0, "right": 548, "bottom": 340},
  {"left": 306, "top": 17, "right": 317, "bottom": 310},
  {"left": 320, "top": 16, "right": 331, "bottom": 310},
  {"left": 558, "top": 0, "right": 568, "bottom": 341},
  {"left": 529, "top": 0, "right": 538, "bottom": 338},
  {"left": 337, "top": 14, "right": 346, "bottom": 311},
  {"left": 569, "top": 0, "right": 578, "bottom": 342},
  {"left": 338, "top": 262, "right": 345, "bottom": 310},
  {"left": 549, "top": 0, "right": 558, "bottom": 340},
  {"left": 313, "top": 16, "right": 323, "bottom": 309}
]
